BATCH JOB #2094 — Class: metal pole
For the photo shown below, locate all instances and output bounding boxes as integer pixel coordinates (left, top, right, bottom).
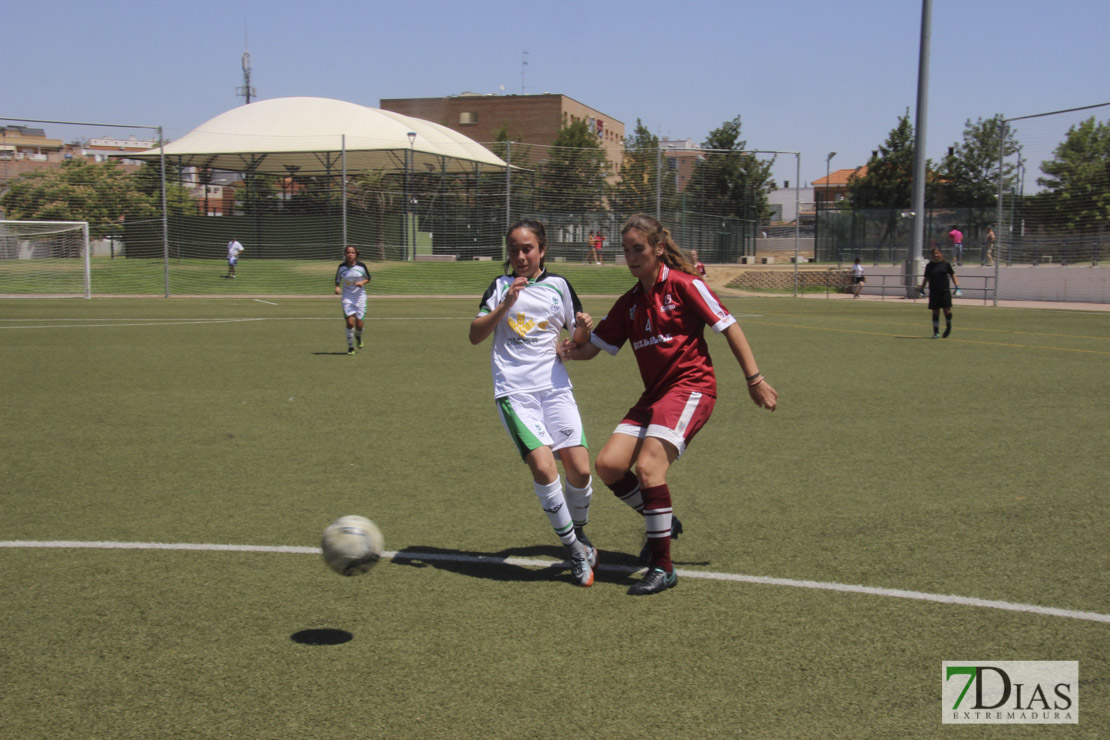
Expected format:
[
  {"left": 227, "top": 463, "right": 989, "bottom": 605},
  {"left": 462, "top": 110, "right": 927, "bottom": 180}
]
[
  {"left": 656, "top": 145, "right": 663, "bottom": 218},
  {"left": 506, "top": 140, "right": 512, "bottom": 231},
  {"left": 994, "top": 121, "right": 1006, "bottom": 306},
  {"left": 159, "top": 126, "right": 170, "bottom": 298},
  {"left": 406, "top": 146, "right": 411, "bottom": 261},
  {"left": 908, "top": 0, "right": 931, "bottom": 297},
  {"left": 341, "top": 135, "right": 348, "bottom": 250},
  {"left": 82, "top": 221, "right": 91, "bottom": 299},
  {"left": 793, "top": 152, "right": 800, "bottom": 297}
]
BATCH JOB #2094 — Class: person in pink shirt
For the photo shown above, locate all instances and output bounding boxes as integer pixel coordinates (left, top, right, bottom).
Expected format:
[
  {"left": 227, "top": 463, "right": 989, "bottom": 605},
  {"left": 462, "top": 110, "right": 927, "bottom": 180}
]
[
  {"left": 948, "top": 225, "right": 964, "bottom": 266},
  {"left": 561, "top": 213, "right": 778, "bottom": 595}
]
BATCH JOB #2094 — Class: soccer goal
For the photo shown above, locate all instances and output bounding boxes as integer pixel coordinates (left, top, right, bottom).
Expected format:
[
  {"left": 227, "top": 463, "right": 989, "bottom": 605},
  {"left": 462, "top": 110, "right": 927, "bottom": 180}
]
[{"left": 0, "top": 220, "right": 92, "bottom": 298}]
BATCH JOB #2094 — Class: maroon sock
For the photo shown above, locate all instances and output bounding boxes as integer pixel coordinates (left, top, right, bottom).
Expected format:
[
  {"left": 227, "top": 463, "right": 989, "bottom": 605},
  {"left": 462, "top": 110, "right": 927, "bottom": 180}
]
[
  {"left": 641, "top": 484, "right": 673, "bottom": 573},
  {"left": 607, "top": 471, "right": 643, "bottom": 513}
]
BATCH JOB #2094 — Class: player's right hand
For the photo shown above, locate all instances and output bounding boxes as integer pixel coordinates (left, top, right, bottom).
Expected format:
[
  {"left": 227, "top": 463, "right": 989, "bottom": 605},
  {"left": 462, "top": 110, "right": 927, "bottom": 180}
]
[{"left": 505, "top": 276, "right": 528, "bottom": 308}]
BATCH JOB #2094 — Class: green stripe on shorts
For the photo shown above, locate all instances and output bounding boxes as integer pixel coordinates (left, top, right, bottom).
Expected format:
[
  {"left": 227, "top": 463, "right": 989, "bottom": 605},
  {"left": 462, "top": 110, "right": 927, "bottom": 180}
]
[{"left": 496, "top": 397, "right": 545, "bottom": 461}]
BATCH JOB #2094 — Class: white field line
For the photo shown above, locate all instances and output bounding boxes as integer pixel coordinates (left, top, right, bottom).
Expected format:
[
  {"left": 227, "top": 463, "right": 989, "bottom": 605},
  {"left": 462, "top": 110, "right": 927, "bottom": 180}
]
[
  {"left": 0, "top": 317, "right": 470, "bottom": 329},
  {"left": 253, "top": 299, "right": 279, "bottom": 305},
  {"left": 2, "top": 540, "right": 1106, "bottom": 624}
]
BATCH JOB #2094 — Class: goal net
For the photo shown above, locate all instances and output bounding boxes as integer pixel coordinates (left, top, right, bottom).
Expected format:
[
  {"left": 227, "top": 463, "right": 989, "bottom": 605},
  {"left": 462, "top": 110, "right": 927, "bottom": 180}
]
[{"left": 0, "top": 220, "right": 91, "bottom": 298}]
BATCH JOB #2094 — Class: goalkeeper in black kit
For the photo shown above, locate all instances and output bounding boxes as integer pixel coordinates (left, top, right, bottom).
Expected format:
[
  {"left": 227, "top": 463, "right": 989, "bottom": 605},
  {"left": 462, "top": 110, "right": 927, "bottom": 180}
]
[{"left": 919, "top": 247, "right": 961, "bottom": 338}]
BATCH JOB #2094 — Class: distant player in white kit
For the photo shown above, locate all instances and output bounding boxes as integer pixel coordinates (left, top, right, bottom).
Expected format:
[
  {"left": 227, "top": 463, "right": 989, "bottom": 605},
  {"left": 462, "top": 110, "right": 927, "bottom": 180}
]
[
  {"left": 335, "top": 246, "right": 371, "bottom": 355},
  {"left": 469, "top": 219, "right": 597, "bottom": 587},
  {"left": 226, "top": 239, "right": 244, "bottom": 278}
]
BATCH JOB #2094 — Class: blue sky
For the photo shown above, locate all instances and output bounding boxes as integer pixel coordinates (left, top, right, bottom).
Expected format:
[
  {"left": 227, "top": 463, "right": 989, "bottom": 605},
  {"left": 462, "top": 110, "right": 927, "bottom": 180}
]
[{"left": 2, "top": 0, "right": 1105, "bottom": 187}]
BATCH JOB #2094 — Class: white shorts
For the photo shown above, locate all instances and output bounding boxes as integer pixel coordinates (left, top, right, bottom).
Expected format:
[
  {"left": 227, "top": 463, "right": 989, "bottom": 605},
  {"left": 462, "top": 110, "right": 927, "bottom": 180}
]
[
  {"left": 341, "top": 295, "right": 366, "bottom": 319},
  {"left": 496, "top": 386, "right": 587, "bottom": 460},
  {"left": 228, "top": 256, "right": 238, "bottom": 267}
]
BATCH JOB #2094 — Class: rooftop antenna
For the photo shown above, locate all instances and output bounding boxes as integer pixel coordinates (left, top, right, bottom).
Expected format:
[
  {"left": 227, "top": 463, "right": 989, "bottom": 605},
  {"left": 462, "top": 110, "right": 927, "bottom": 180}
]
[
  {"left": 521, "top": 51, "right": 529, "bottom": 94},
  {"left": 236, "top": 25, "right": 256, "bottom": 104}
]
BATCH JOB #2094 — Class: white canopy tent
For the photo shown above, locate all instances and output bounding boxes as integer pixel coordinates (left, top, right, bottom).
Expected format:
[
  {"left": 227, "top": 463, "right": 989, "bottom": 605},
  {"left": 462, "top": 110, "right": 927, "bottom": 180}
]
[
  {"left": 124, "top": 98, "right": 514, "bottom": 278},
  {"left": 127, "top": 96, "right": 508, "bottom": 175}
]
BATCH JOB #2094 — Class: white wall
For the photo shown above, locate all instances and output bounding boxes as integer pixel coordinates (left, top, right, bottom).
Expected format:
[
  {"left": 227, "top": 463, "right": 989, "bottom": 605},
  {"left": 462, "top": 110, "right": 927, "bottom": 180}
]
[{"left": 852, "top": 265, "right": 1109, "bottom": 304}]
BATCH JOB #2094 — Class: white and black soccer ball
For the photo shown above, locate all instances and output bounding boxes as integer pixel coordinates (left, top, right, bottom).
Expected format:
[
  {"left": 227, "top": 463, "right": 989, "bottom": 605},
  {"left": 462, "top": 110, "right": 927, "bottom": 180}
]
[{"left": 321, "top": 515, "right": 384, "bottom": 576}]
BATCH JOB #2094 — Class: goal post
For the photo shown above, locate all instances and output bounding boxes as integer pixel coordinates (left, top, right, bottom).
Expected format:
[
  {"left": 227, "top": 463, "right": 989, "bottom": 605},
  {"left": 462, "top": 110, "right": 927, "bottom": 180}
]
[{"left": 0, "top": 220, "right": 92, "bottom": 298}]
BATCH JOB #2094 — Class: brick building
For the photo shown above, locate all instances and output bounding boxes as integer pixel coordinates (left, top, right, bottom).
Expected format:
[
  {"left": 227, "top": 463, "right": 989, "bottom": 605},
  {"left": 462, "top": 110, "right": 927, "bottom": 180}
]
[
  {"left": 380, "top": 93, "right": 624, "bottom": 176},
  {"left": 812, "top": 166, "right": 865, "bottom": 208}
]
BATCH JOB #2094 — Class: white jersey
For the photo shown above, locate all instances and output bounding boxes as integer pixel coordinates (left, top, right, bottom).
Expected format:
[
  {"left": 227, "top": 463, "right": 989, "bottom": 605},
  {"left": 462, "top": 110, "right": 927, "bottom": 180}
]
[
  {"left": 477, "top": 270, "right": 583, "bottom": 398},
  {"left": 335, "top": 261, "right": 370, "bottom": 298},
  {"left": 227, "top": 240, "right": 244, "bottom": 260}
]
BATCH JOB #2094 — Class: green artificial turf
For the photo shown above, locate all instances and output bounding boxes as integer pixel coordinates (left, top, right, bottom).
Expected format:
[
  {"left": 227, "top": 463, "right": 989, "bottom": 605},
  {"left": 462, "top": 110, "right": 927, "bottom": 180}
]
[{"left": 1, "top": 296, "right": 1107, "bottom": 738}]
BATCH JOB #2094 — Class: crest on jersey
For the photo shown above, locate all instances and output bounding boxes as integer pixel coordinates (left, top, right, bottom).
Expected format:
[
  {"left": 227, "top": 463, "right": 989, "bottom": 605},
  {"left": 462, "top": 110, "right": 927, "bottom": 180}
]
[{"left": 508, "top": 312, "right": 536, "bottom": 338}]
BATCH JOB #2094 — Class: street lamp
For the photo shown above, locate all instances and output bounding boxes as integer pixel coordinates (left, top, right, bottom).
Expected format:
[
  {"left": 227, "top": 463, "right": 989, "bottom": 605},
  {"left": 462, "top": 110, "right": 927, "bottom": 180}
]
[
  {"left": 825, "top": 152, "right": 837, "bottom": 209},
  {"left": 825, "top": 151, "right": 836, "bottom": 263},
  {"left": 407, "top": 131, "right": 416, "bottom": 260}
]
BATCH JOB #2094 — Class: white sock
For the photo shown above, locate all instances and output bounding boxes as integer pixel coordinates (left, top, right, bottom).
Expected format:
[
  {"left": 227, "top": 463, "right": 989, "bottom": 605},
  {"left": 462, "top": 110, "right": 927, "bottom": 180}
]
[
  {"left": 346, "top": 328, "right": 354, "bottom": 346},
  {"left": 534, "top": 478, "right": 576, "bottom": 545},
  {"left": 564, "top": 476, "right": 593, "bottom": 529}
]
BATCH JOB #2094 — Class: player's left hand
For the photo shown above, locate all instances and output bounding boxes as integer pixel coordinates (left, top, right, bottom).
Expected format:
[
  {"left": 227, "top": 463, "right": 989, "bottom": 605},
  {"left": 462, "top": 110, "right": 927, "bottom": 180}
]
[
  {"left": 955, "top": 289, "right": 963, "bottom": 298},
  {"left": 575, "top": 311, "right": 593, "bottom": 332},
  {"left": 748, "top": 379, "right": 778, "bottom": 412},
  {"left": 558, "top": 338, "right": 577, "bottom": 359}
]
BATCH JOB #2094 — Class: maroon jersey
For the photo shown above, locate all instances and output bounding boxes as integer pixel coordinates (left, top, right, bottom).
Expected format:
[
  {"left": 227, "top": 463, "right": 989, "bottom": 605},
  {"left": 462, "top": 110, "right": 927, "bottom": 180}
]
[{"left": 591, "top": 265, "right": 736, "bottom": 403}]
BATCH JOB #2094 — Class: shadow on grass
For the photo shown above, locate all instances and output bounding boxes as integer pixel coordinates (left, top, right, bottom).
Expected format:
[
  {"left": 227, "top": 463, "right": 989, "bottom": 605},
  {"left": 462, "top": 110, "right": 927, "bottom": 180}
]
[
  {"left": 291, "top": 628, "right": 354, "bottom": 645},
  {"left": 392, "top": 545, "right": 648, "bottom": 586}
]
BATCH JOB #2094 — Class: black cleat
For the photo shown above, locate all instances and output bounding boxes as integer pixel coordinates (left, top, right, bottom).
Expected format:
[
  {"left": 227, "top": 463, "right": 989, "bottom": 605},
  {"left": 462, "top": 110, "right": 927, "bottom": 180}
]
[
  {"left": 942, "top": 325, "right": 951, "bottom": 338},
  {"left": 628, "top": 567, "right": 677, "bottom": 596}
]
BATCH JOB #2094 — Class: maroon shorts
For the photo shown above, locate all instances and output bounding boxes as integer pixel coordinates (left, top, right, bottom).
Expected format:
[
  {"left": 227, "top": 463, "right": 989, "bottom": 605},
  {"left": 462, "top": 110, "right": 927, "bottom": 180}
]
[{"left": 615, "top": 388, "right": 716, "bottom": 458}]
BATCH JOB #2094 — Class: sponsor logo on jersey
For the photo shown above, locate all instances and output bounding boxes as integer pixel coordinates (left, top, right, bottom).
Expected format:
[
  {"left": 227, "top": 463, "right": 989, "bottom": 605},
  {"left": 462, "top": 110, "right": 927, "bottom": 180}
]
[
  {"left": 508, "top": 312, "right": 537, "bottom": 338},
  {"left": 662, "top": 293, "right": 677, "bottom": 312},
  {"left": 632, "top": 333, "right": 674, "bottom": 350}
]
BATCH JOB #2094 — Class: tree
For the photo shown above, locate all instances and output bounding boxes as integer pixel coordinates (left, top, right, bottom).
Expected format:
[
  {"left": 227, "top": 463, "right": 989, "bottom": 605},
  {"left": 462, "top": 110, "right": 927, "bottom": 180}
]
[
  {"left": 685, "top": 116, "right": 773, "bottom": 220},
  {"left": 847, "top": 111, "right": 924, "bottom": 209},
  {"left": 132, "top": 160, "right": 193, "bottom": 218},
  {"left": 0, "top": 159, "right": 159, "bottom": 236},
  {"left": 537, "top": 120, "right": 609, "bottom": 214},
  {"left": 936, "top": 114, "right": 1021, "bottom": 207},
  {"left": 610, "top": 119, "right": 678, "bottom": 216},
  {"left": 487, "top": 123, "right": 533, "bottom": 168},
  {"left": 1034, "top": 116, "right": 1110, "bottom": 231}
]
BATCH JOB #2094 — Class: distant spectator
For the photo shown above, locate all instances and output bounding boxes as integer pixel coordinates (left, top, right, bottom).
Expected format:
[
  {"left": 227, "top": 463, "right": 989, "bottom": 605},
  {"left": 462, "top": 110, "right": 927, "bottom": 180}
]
[
  {"left": 690, "top": 249, "right": 707, "bottom": 277},
  {"left": 948, "top": 225, "right": 964, "bottom": 266},
  {"left": 851, "top": 258, "right": 865, "bottom": 298},
  {"left": 226, "top": 239, "right": 244, "bottom": 278},
  {"left": 984, "top": 226, "right": 996, "bottom": 267}
]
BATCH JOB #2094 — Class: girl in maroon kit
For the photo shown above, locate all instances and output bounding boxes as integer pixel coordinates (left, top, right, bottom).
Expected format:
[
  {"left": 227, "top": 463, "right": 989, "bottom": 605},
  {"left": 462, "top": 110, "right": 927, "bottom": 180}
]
[{"left": 562, "top": 213, "right": 777, "bottom": 595}]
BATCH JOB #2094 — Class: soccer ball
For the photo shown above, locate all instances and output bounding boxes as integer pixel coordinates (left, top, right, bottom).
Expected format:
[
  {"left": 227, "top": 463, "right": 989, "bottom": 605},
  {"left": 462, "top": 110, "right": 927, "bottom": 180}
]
[{"left": 321, "top": 515, "right": 384, "bottom": 576}]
